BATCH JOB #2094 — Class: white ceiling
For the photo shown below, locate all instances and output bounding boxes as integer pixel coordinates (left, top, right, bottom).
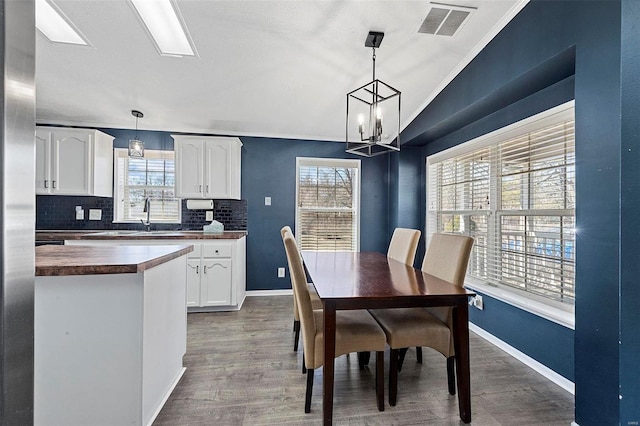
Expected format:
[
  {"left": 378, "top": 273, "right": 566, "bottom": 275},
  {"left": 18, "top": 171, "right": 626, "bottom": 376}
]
[{"left": 36, "top": 0, "right": 527, "bottom": 142}]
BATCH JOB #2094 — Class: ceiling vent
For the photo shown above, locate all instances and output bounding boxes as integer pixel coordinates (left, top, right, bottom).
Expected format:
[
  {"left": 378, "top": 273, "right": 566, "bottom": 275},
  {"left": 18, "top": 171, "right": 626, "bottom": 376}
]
[{"left": 418, "top": 2, "right": 476, "bottom": 37}]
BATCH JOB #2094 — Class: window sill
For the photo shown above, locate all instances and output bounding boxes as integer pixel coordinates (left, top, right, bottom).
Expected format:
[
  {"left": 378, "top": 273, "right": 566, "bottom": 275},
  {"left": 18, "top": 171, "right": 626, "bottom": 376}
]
[{"left": 464, "top": 280, "right": 575, "bottom": 330}]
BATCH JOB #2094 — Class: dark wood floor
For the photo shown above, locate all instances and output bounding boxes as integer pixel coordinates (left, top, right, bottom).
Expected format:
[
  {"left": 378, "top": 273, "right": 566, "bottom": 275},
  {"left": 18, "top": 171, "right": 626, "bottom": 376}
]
[{"left": 154, "top": 296, "right": 574, "bottom": 425}]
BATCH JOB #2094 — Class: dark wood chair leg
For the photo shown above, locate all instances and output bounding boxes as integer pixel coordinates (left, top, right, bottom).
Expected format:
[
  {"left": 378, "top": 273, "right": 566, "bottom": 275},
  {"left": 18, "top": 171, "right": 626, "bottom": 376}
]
[
  {"left": 305, "top": 368, "right": 314, "bottom": 413},
  {"left": 302, "top": 355, "right": 306, "bottom": 374},
  {"left": 397, "top": 347, "right": 408, "bottom": 372},
  {"left": 416, "top": 346, "right": 423, "bottom": 363},
  {"left": 357, "top": 351, "right": 371, "bottom": 369},
  {"left": 447, "top": 356, "right": 456, "bottom": 395},
  {"left": 389, "top": 348, "right": 399, "bottom": 406},
  {"left": 293, "top": 320, "right": 300, "bottom": 352},
  {"left": 376, "top": 351, "right": 384, "bottom": 411}
]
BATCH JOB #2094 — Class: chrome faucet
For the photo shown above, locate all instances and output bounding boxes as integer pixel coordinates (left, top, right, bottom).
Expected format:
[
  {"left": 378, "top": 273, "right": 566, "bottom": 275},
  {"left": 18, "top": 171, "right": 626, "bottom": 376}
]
[{"left": 140, "top": 197, "right": 151, "bottom": 232}]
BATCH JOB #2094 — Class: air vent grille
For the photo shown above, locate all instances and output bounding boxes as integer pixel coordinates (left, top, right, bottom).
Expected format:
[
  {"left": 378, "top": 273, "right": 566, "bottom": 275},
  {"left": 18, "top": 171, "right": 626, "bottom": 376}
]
[{"left": 418, "top": 3, "right": 475, "bottom": 37}]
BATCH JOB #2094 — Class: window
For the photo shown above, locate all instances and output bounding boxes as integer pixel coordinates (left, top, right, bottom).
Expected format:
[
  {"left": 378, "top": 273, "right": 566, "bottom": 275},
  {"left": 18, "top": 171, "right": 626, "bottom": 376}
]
[
  {"left": 295, "top": 158, "right": 360, "bottom": 251},
  {"left": 113, "top": 148, "right": 181, "bottom": 223},
  {"left": 427, "top": 102, "right": 575, "bottom": 308}
]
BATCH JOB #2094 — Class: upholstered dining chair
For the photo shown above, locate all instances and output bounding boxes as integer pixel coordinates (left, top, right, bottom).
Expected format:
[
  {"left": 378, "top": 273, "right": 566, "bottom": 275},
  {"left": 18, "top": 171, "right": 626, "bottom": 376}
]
[
  {"left": 369, "top": 233, "right": 474, "bottom": 406},
  {"left": 387, "top": 227, "right": 421, "bottom": 266},
  {"left": 282, "top": 230, "right": 387, "bottom": 413},
  {"left": 280, "top": 226, "right": 323, "bottom": 353},
  {"left": 359, "top": 227, "right": 423, "bottom": 368}
]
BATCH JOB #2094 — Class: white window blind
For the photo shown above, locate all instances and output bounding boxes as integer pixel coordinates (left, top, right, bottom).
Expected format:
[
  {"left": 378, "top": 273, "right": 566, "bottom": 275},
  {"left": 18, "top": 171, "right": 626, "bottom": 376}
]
[
  {"left": 114, "top": 148, "right": 181, "bottom": 223},
  {"left": 296, "top": 158, "right": 360, "bottom": 251},
  {"left": 428, "top": 104, "right": 575, "bottom": 305}
]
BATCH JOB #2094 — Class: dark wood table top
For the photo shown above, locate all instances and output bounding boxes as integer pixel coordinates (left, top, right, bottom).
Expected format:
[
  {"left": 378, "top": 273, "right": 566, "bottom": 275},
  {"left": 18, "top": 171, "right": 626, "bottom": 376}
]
[
  {"left": 301, "top": 251, "right": 474, "bottom": 304},
  {"left": 36, "top": 244, "right": 194, "bottom": 276}
]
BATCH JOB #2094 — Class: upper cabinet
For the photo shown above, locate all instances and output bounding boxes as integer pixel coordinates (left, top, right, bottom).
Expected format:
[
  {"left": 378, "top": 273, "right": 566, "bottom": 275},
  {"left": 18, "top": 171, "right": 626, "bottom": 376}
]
[
  {"left": 35, "top": 127, "right": 114, "bottom": 197},
  {"left": 173, "top": 135, "right": 242, "bottom": 199}
]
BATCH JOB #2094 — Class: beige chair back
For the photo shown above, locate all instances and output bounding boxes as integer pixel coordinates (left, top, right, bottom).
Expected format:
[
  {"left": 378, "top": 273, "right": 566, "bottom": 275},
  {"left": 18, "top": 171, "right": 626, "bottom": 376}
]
[
  {"left": 282, "top": 231, "right": 316, "bottom": 365},
  {"left": 281, "top": 226, "right": 303, "bottom": 322},
  {"left": 387, "top": 228, "right": 421, "bottom": 266},
  {"left": 422, "top": 233, "right": 474, "bottom": 355},
  {"left": 421, "top": 233, "right": 474, "bottom": 287}
]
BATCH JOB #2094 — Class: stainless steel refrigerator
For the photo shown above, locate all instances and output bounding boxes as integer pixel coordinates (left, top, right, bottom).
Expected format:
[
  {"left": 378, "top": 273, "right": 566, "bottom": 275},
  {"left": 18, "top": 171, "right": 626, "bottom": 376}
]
[{"left": 1, "top": 1, "right": 36, "bottom": 424}]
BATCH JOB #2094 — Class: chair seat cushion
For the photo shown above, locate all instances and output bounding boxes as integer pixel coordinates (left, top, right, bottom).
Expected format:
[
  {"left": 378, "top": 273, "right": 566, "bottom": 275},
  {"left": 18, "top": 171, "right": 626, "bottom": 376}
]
[
  {"left": 369, "top": 308, "right": 452, "bottom": 356},
  {"left": 310, "top": 310, "right": 386, "bottom": 369}
]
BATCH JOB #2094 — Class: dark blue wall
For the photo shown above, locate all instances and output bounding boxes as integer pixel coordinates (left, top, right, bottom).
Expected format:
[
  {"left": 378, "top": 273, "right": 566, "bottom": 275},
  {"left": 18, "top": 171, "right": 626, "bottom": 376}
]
[
  {"left": 469, "top": 291, "right": 574, "bottom": 382},
  {"left": 619, "top": 0, "right": 640, "bottom": 421},
  {"left": 388, "top": 147, "right": 425, "bottom": 267},
  {"left": 399, "top": 1, "right": 632, "bottom": 423},
  {"left": 241, "top": 137, "right": 389, "bottom": 291}
]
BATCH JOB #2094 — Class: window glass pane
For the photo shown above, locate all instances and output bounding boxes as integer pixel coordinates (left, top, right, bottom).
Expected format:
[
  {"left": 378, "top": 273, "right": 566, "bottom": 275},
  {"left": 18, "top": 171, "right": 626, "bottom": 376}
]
[
  {"left": 297, "top": 160, "right": 359, "bottom": 251},
  {"left": 115, "top": 149, "right": 180, "bottom": 223},
  {"left": 428, "top": 109, "right": 575, "bottom": 306}
]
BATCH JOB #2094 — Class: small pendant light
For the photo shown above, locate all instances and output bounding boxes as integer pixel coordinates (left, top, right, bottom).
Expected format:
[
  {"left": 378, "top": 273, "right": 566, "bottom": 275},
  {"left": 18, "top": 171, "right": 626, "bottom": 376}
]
[{"left": 128, "top": 110, "right": 145, "bottom": 158}]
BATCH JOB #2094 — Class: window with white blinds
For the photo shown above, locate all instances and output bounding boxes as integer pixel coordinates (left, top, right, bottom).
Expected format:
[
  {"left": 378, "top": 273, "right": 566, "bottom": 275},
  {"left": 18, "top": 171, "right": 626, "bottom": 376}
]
[
  {"left": 113, "top": 148, "right": 181, "bottom": 223},
  {"left": 295, "top": 158, "right": 360, "bottom": 251},
  {"left": 427, "top": 103, "right": 575, "bottom": 306}
]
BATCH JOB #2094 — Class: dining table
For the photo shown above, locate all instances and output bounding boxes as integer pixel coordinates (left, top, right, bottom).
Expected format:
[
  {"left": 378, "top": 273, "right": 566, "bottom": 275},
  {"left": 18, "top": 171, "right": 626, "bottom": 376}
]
[{"left": 301, "top": 250, "right": 475, "bottom": 425}]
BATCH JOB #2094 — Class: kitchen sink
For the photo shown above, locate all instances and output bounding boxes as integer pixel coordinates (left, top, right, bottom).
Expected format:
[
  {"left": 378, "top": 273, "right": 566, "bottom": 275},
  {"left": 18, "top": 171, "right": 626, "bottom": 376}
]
[
  {"left": 133, "top": 231, "right": 187, "bottom": 237},
  {"left": 89, "top": 230, "right": 140, "bottom": 236}
]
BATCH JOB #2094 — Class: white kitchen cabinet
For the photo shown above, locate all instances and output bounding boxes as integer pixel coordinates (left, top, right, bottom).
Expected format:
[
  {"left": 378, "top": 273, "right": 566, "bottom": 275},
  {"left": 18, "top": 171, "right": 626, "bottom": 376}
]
[
  {"left": 173, "top": 135, "right": 242, "bottom": 199},
  {"left": 66, "top": 236, "right": 247, "bottom": 312},
  {"left": 36, "top": 126, "right": 114, "bottom": 197}
]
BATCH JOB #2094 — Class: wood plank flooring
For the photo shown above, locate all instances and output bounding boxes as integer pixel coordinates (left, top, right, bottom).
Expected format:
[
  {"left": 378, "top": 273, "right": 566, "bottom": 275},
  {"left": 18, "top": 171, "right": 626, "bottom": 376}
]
[{"left": 154, "top": 296, "right": 574, "bottom": 425}]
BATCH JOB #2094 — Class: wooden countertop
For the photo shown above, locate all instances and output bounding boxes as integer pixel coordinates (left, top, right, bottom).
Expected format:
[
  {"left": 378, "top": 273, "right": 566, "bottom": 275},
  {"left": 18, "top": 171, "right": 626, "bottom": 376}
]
[
  {"left": 36, "top": 230, "right": 247, "bottom": 241},
  {"left": 36, "top": 244, "right": 194, "bottom": 276}
]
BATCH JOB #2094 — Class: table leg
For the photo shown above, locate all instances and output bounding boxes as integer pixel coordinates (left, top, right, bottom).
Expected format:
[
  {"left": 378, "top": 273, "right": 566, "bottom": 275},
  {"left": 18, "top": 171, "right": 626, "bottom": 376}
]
[
  {"left": 452, "top": 303, "right": 471, "bottom": 423},
  {"left": 323, "top": 300, "right": 336, "bottom": 425}
]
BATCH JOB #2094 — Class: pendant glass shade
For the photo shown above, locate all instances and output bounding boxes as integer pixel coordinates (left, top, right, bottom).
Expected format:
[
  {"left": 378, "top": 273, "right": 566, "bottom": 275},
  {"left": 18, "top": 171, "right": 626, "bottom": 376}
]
[
  {"left": 128, "top": 139, "right": 145, "bottom": 158},
  {"left": 128, "top": 110, "right": 145, "bottom": 158}
]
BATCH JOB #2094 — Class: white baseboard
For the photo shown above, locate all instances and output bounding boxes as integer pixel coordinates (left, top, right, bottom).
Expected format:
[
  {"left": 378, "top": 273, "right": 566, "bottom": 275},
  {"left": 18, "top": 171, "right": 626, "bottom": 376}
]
[
  {"left": 571, "top": 422, "right": 579, "bottom": 426},
  {"left": 469, "top": 322, "right": 575, "bottom": 395},
  {"left": 246, "top": 289, "right": 293, "bottom": 297}
]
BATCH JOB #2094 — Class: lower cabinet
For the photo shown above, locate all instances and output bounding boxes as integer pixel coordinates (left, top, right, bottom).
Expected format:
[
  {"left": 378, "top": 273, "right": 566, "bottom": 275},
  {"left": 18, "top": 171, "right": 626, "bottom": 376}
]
[
  {"left": 186, "top": 243, "right": 235, "bottom": 308},
  {"left": 66, "top": 237, "right": 246, "bottom": 312}
]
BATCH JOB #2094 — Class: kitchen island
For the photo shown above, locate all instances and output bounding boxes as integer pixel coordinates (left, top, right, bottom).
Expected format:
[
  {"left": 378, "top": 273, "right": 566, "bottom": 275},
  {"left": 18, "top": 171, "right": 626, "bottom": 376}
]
[{"left": 35, "top": 244, "right": 193, "bottom": 426}]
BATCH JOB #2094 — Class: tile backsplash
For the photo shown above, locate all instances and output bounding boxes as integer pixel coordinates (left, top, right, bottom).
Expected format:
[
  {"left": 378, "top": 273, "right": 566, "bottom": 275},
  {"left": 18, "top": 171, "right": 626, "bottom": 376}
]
[{"left": 36, "top": 195, "right": 247, "bottom": 231}]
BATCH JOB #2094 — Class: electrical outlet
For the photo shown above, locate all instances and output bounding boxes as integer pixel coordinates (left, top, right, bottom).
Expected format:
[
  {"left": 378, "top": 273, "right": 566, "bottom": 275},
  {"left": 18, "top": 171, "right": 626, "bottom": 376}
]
[
  {"left": 278, "top": 267, "right": 285, "bottom": 278},
  {"left": 205, "top": 211, "right": 213, "bottom": 221},
  {"left": 473, "top": 295, "right": 484, "bottom": 310},
  {"left": 89, "top": 209, "right": 102, "bottom": 220},
  {"left": 75, "top": 206, "right": 84, "bottom": 220},
  {"left": 265, "top": 196, "right": 272, "bottom": 206}
]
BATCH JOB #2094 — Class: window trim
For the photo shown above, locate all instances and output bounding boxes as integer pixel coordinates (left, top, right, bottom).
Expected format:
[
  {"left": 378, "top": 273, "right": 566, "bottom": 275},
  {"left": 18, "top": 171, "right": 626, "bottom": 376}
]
[
  {"left": 426, "top": 100, "right": 575, "bottom": 329},
  {"left": 295, "top": 157, "right": 361, "bottom": 252},
  {"left": 113, "top": 148, "right": 182, "bottom": 224}
]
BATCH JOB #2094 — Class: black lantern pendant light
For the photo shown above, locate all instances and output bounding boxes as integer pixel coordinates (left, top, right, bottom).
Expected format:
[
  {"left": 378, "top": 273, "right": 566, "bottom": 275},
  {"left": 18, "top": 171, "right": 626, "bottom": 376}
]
[{"left": 346, "top": 31, "right": 401, "bottom": 157}]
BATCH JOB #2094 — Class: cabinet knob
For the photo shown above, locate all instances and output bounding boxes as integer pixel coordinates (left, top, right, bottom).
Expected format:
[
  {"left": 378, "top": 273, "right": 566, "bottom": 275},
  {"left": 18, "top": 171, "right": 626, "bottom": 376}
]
[
  {"left": 44, "top": 180, "right": 48, "bottom": 188},
  {"left": 203, "top": 265, "right": 207, "bottom": 274},
  {"left": 199, "top": 185, "right": 202, "bottom": 193},
  {"left": 196, "top": 265, "right": 199, "bottom": 274},
  {"left": 52, "top": 180, "right": 56, "bottom": 189}
]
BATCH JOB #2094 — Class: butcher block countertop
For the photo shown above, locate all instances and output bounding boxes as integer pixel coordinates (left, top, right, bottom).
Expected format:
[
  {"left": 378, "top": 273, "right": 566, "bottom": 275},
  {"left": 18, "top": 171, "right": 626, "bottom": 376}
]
[
  {"left": 36, "top": 230, "right": 247, "bottom": 241},
  {"left": 35, "top": 244, "right": 194, "bottom": 276}
]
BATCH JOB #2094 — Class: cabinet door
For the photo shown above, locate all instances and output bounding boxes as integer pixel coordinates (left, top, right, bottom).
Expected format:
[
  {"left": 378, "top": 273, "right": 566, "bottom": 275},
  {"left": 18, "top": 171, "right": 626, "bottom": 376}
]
[
  {"left": 186, "top": 259, "right": 201, "bottom": 307},
  {"left": 203, "top": 141, "right": 231, "bottom": 198},
  {"left": 35, "top": 130, "right": 51, "bottom": 194},
  {"left": 175, "top": 140, "right": 204, "bottom": 198},
  {"left": 51, "top": 130, "right": 92, "bottom": 195},
  {"left": 200, "top": 259, "right": 232, "bottom": 306}
]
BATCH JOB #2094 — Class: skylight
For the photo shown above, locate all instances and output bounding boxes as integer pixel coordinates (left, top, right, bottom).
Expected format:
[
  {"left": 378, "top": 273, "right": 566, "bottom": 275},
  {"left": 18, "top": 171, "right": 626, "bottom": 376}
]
[
  {"left": 130, "top": 0, "right": 198, "bottom": 57},
  {"left": 35, "top": 0, "right": 88, "bottom": 45}
]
